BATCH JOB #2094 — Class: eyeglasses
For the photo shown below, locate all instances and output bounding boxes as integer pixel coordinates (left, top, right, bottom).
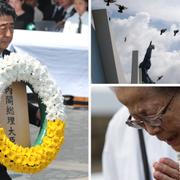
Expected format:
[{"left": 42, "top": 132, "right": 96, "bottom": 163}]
[{"left": 126, "top": 94, "right": 175, "bottom": 129}]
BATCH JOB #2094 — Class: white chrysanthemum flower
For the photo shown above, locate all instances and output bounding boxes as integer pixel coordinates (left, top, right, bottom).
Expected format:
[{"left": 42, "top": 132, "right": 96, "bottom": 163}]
[{"left": 0, "top": 53, "right": 65, "bottom": 121}]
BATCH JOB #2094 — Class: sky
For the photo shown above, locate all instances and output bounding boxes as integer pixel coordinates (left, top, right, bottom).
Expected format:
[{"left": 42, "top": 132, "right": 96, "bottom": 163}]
[
  {"left": 91, "top": 86, "right": 121, "bottom": 116},
  {"left": 92, "top": 0, "right": 180, "bottom": 83}
]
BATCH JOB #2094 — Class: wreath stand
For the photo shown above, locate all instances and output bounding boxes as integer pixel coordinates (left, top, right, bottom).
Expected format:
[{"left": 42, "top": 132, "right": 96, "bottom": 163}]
[
  {"left": 0, "top": 53, "right": 65, "bottom": 174},
  {"left": 0, "top": 82, "right": 31, "bottom": 147}
]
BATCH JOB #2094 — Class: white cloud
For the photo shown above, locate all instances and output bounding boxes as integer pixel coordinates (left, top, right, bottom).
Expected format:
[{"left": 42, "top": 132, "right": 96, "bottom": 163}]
[
  {"left": 92, "top": 0, "right": 180, "bottom": 23},
  {"left": 110, "top": 12, "right": 180, "bottom": 83},
  {"left": 92, "top": 0, "right": 106, "bottom": 9},
  {"left": 122, "top": 0, "right": 180, "bottom": 23}
]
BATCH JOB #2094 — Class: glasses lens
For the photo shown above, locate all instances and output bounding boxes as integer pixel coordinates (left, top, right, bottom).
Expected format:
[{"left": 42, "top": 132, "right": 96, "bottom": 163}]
[
  {"left": 145, "top": 116, "right": 162, "bottom": 127},
  {"left": 126, "top": 94, "right": 175, "bottom": 129}
]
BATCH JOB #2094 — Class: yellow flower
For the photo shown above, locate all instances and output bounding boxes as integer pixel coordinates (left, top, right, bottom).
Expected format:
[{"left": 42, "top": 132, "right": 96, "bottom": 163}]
[{"left": 0, "top": 120, "right": 65, "bottom": 173}]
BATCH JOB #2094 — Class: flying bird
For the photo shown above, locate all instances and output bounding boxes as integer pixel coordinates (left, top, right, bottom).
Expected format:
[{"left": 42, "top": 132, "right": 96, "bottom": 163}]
[
  {"left": 115, "top": 3, "right": 128, "bottom": 13},
  {"left": 104, "top": 0, "right": 116, "bottom": 6},
  {"left": 174, "top": 29, "right": 179, "bottom": 36},
  {"left": 156, "top": 75, "right": 163, "bottom": 82},
  {"left": 160, "top": 28, "right": 167, "bottom": 35},
  {"left": 124, "top": 37, "right": 127, "bottom": 42}
]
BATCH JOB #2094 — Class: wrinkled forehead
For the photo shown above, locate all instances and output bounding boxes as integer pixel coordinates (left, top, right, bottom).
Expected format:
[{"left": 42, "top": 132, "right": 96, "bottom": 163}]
[
  {"left": 0, "top": 15, "right": 14, "bottom": 25},
  {"left": 114, "top": 87, "right": 159, "bottom": 106}
]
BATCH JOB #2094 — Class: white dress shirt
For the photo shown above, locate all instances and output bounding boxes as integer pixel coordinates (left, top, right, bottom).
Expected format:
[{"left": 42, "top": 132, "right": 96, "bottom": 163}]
[
  {"left": 0, "top": 53, "right": 3, "bottom": 60},
  {"left": 64, "top": 5, "right": 75, "bottom": 20},
  {"left": 63, "top": 11, "right": 88, "bottom": 34},
  {"left": 103, "top": 107, "right": 177, "bottom": 180},
  {"left": 34, "top": 6, "right": 43, "bottom": 22}
]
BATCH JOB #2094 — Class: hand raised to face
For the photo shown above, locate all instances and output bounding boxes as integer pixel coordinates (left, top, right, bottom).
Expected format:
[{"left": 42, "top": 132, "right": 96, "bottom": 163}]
[{"left": 153, "top": 157, "right": 179, "bottom": 180}]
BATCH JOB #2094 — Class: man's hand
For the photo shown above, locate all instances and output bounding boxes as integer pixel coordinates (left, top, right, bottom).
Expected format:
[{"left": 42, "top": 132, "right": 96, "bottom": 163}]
[{"left": 153, "top": 157, "right": 179, "bottom": 180}]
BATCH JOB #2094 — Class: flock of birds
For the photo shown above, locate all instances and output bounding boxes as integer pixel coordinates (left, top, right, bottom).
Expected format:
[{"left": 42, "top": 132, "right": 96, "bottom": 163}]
[
  {"left": 160, "top": 28, "right": 179, "bottom": 36},
  {"left": 104, "top": 0, "right": 180, "bottom": 37},
  {"left": 103, "top": 0, "right": 180, "bottom": 82},
  {"left": 104, "top": 0, "right": 128, "bottom": 13}
]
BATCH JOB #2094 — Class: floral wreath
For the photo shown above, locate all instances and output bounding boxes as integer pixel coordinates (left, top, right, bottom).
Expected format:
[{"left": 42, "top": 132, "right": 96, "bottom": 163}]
[{"left": 0, "top": 53, "right": 65, "bottom": 173}]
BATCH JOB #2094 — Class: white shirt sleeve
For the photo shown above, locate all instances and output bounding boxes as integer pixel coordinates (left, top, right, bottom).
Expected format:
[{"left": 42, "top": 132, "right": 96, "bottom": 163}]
[
  {"left": 63, "top": 19, "right": 74, "bottom": 33},
  {"left": 102, "top": 107, "right": 177, "bottom": 180}
]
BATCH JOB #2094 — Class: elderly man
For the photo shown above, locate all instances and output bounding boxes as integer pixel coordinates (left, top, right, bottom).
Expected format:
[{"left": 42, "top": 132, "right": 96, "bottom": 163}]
[
  {"left": 0, "top": 1, "right": 40, "bottom": 179},
  {"left": 103, "top": 106, "right": 177, "bottom": 180},
  {"left": 113, "top": 87, "right": 180, "bottom": 180}
]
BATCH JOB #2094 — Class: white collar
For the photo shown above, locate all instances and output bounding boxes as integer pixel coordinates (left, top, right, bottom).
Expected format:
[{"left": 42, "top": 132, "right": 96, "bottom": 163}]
[
  {"left": 65, "top": 5, "right": 74, "bottom": 14},
  {"left": 54, "top": 5, "right": 62, "bottom": 10},
  {"left": 79, "top": 11, "right": 88, "bottom": 19},
  {"left": 57, "top": 5, "right": 62, "bottom": 10}
]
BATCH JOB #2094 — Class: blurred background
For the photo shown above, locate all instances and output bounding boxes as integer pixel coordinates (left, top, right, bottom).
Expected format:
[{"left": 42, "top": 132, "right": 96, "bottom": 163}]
[{"left": 91, "top": 86, "right": 121, "bottom": 180}]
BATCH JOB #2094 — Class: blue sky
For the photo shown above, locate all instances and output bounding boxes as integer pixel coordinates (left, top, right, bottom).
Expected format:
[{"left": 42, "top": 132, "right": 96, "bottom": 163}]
[{"left": 92, "top": 0, "right": 180, "bottom": 83}]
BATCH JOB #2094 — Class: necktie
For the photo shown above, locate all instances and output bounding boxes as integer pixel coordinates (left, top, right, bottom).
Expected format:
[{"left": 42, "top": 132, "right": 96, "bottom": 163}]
[
  {"left": 62, "top": 11, "right": 67, "bottom": 19},
  {"left": 53, "top": 7, "right": 64, "bottom": 22},
  {"left": 77, "top": 16, "right": 82, "bottom": 33},
  {"left": 52, "top": 6, "right": 58, "bottom": 18}
]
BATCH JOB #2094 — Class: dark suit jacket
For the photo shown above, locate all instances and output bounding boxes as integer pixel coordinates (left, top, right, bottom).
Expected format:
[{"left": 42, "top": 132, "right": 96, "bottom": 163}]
[
  {"left": 43, "top": 4, "right": 65, "bottom": 22},
  {"left": 38, "top": 0, "right": 52, "bottom": 15},
  {"left": 53, "top": 7, "right": 65, "bottom": 22},
  {"left": 43, "top": 4, "right": 55, "bottom": 20}
]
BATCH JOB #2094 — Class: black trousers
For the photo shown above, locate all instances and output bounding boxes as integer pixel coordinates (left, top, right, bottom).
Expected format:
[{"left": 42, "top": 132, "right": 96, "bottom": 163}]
[{"left": 0, "top": 164, "right": 12, "bottom": 180}]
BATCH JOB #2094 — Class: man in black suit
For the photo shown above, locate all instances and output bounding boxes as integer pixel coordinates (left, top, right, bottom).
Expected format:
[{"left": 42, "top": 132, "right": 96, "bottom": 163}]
[
  {"left": 38, "top": 0, "right": 52, "bottom": 16},
  {"left": 43, "top": 0, "right": 64, "bottom": 22},
  {"left": 61, "top": 0, "right": 76, "bottom": 20},
  {"left": 0, "top": 1, "right": 40, "bottom": 179},
  {"left": 0, "top": 1, "right": 15, "bottom": 56},
  {"left": 55, "top": 0, "right": 76, "bottom": 31},
  {"left": 0, "top": 2, "right": 16, "bottom": 179}
]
